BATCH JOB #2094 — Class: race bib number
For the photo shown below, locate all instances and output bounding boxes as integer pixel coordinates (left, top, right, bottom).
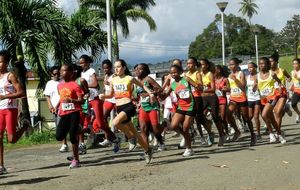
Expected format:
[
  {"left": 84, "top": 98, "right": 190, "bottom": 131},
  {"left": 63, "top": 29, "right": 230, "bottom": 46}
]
[
  {"left": 61, "top": 103, "right": 75, "bottom": 111},
  {"left": 141, "top": 96, "right": 150, "bottom": 103},
  {"left": 215, "top": 89, "right": 223, "bottom": 97},
  {"left": 231, "top": 87, "right": 242, "bottom": 96},
  {"left": 178, "top": 89, "right": 190, "bottom": 99},
  {"left": 260, "top": 88, "right": 272, "bottom": 97},
  {"left": 114, "top": 84, "right": 127, "bottom": 92}
]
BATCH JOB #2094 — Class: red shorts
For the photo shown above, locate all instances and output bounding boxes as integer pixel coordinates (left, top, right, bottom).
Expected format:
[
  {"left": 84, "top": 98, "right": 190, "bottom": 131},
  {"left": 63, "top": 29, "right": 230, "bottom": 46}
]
[
  {"left": 80, "top": 111, "right": 90, "bottom": 129},
  {"left": 218, "top": 97, "right": 227, "bottom": 105},
  {"left": 0, "top": 109, "right": 18, "bottom": 136},
  {"left": 171, "top": 103, "right": 178, "bottom": 113},
  {"left": 139, "top": 109, "right": 159, "bottom": 126},
  {"left": 103, "top": 101, "right": 115, "bottom": 112}
]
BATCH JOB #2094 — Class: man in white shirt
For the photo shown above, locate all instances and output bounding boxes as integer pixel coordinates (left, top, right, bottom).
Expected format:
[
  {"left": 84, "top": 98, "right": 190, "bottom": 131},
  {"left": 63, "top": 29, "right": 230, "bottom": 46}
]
[{"left": 44, "top": 66, "right": 69, "bottom": 152}]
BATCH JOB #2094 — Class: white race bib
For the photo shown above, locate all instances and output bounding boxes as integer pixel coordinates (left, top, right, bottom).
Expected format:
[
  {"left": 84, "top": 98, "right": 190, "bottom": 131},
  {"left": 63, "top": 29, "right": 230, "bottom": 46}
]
[
  {"left": 141, "top": 96, "right": 150, "bottom": 103},
  {"left": 61, "top": 103, "right": 75, "bottom": 111},
  {"left": 231, "top": 87, "right": 242, "bottom": 96},
  {"left": 114, "top": 84, "right": 128, "bottom": 92},
  {"left": 215, "top": 89, "right": 223, "bottom": 97},
  {"left": 178, "top": 89, "right": 190, "bottom": 99},
  {"left": 260, "top": 88, "right": 272, "bottom": 97}
]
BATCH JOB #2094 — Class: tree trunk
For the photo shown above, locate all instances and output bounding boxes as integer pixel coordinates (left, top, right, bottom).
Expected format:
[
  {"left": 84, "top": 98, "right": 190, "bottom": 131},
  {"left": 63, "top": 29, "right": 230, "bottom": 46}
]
[
  {"left": 12, "top": 45, "right": 32, "bottom": 134},
  {"left": 112, "top": 19, "right": 119, "bottom": 60}
]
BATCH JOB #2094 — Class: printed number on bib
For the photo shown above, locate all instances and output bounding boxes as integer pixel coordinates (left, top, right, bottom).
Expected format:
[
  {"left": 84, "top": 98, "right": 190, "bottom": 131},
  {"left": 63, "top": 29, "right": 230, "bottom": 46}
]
[
  {"left": 62, "top": 103, "right": 75, "bottom": 111},
  {"left": 178, "top": 89, "right": 190, "bottom": 99},
  {"left": 215, "top": 90, "right": 223, "bottom": 97},
  {"left": 261, "top": 88, "right": 272, "bottom": 97},
  {"left": 231, "top": 87, "right": 242, "bottom": 96},
  {"left": 114, "top": 84, "right": 127, "bottom": 92}
]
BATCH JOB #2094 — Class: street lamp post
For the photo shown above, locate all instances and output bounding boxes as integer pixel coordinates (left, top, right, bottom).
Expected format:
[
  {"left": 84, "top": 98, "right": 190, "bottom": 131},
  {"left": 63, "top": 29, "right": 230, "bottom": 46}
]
[
  {"left": 216, "top": 2, "right": 228, "bottom": 65},
  {"left": 253, "top": 26, "right": 259, "bottom": 64},
  {"left": 106, "top": 0, "right": 112, "bottom": 61}
]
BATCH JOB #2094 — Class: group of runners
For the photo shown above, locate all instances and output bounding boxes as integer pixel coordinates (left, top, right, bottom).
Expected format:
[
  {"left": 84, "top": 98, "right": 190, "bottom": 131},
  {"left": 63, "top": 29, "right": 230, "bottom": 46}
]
[{"left": 0, "top": 49, "right": 300, "bottom": 173}]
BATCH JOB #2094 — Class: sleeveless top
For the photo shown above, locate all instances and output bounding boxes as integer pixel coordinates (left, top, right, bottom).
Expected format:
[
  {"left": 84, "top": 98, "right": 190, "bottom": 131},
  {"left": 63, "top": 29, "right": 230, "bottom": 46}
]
[
  {"left": 291, "top": 70, "right": 300, "bottom": 94},
  {"left": 136, "top": 78, "right": 159, "bottom": 112},
  {"left": 0, "top": 73, "right": 18, "bottom": 109},
  {"left": 104, "top": 74, "right": 116, "bottom": 103},
  {"left": 81, "top": 68, "right": 99, "bottom": 101},
  {"left": 257, "top": 71, "right": 276, "bottom": 100},
  {"left": 274, "top": 68, "right": 286, "bottom": 88},
  {"left": 185, "top": 70, "right": 201, "bottom": 97},
  {"left": 171, "top": 77, "right": 194, "bottom": 112},
  {"left": 111, "top": 75, "right": 132, "bottom": 99},
  {"left": 215, "top": 77, "right": 227, "bottom": 103},
  {"left": 228, "top": 71, "right": 247, "bottom": 102},
  {"left": 201, "top": 71, "right": 212, "bottom": 91},
  {"left": 76, "top": 78, "right": 89, "bottom": 114},
  {"left": 246, "top": 75, "right": 260, "bottom": 101}
]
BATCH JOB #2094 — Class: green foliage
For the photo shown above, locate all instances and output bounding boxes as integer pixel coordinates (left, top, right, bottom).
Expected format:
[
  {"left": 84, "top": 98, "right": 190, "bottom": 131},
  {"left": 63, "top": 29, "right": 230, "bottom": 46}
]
[
  {"left": 4, "top": 131, "right": 57, "bottom": 149},
  {"left": 278, "top": 15, "right": 300, "bottom": 58},
  {"left": 279, "top": 55, "right": 294, "bottom": 73},
  {"left": 189, "top": 14, "right": 276, "bottom": 59}
]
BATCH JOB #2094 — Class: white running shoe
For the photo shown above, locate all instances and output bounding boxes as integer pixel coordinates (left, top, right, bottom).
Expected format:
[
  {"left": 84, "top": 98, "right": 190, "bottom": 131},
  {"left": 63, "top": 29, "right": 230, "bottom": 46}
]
[
  {"left": 269, "top": 133, "right": 276, "bottom": 143},
  {"left": 152, "top": 137, "right": 158, "bottom": 147},
  {"left": 148, "top": 132, "right": 154, "bottom": 143},
  {"left": 296, "top": 115, "right": 300, "bottom": 124},
  {"left": 179, "top": 137, "right": 185, "bottom": 147},
  {"left": 278, "top": 135, "right": 287, "bottom": 144},
  {"left": 182, "top": 148, "right": 194, "bottom": 157},
  {"left": 59, "top": 144, "right": 69, "bottom": 153},
  {"left": 200, "top": 136, "right": 207, "bottom": 145},
  {"left": 99, "top": 139, "right": 112, "bottom": 147},
  {"left": 128, "top": 142, "right": 137, "bottom": 152},
  {"left": 158, "top": 143, "right": 166, "bottom": 151}
]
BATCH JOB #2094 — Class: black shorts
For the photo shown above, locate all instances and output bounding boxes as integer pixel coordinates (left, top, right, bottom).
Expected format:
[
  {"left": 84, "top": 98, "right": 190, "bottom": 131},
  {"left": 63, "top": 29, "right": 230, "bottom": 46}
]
[
  {"left": 56, "top": 111, "right": 80, "bottom": 144},
  {"left": 116, "top": 102, "right": 136, "bottom": 123},
  {"left": 176, "top": 109, "right": 196, "bottom": 117},
  {"left": 229, "top": 100, "right": 248, "bottom": 108},
  {"left": 248, "top": 100, "right": 261, "bottom": 108},
  {"left": 291, "top": 92, "right": 300, "bottom": 107}
]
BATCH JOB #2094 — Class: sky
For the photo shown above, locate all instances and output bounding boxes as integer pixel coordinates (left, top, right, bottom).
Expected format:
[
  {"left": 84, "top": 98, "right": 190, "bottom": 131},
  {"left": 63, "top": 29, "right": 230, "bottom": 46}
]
[{"left": 57, "top": 0, "right": 300, "bottom": 65}]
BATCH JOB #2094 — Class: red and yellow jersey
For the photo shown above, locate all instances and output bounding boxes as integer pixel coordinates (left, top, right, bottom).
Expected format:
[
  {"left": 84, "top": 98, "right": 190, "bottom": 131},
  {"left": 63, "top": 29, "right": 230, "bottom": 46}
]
[
  {"left": 171, "top": 77, "right": 194, "bottom": 112},
  {"left": 228, "top": 71, "right": 247, "bottom": 102},
  {"left": 111, "top": 75, "right": 132, "bottom": 99},
  {"left": 257, "top": 71, "right": 276, "bottom": 101}
]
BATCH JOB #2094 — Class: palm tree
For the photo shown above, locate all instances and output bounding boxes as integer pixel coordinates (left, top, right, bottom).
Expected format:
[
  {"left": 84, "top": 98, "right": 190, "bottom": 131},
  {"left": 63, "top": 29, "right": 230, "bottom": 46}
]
[
  {"left": 238, "top": 0, "right": 259, "bottom": 25},
  {"left": 81, "top": 0, "right": 157, "bottom": 59},
  {"left": 0, "top": 0, "right": 73, "bottom": 128}
]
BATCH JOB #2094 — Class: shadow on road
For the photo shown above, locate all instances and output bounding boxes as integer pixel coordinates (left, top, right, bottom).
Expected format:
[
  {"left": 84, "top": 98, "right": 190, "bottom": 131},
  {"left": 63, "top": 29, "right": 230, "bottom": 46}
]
[{"left": 0, "top": 175, "right": 68, "bottom": 186}]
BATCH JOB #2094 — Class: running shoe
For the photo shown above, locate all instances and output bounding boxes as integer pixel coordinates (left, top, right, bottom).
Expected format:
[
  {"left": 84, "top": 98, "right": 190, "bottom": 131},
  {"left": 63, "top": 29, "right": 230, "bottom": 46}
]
[
  {"left": 278, "top": 135, "right": 287, "bottom": 144},
  {"left": 225, "top": 134, "right": 231, "bottom": 142},
  {"left": 208, "top": 132, "right": 215, "bottom": 144},
  {"left": 207, "top": 135, "right": 213, "bottom": 146},
  {"left": 296, "top": 114, "right": 300, "bottom": 124},
  {"left": 128, "top": 142, "right": 137, "bottom": 152},
  {"left": 269, "top": 133, "right": 276, "bottom": 143},
  {"left": 250, "top": 134, "right": 256, "bottom": 146},
  {"left": 218, "top": 135, "right": 225, "bottom": 147},
  {"left": 78, "top": 143, "right": 87, "bottom": 155},
  {"left": 99, "top": 139, "right": 112, "bottom": 147},
  {"left": 231, "top": 131, "right": 241, "bottom": 142},
  {"left": 67, "top": 155, "right": 74, "bottom": 161},
  {"left": 0, "top": 166, "right": 7, "bottom": 175},
  {"left": 200, "top": 136, "right": 207, "bottom": 145},
  {"left": 178, "top": 137, "right": 185, "bottom": 149},
  {"left": 59, "top": 144, "right": 69, "bottom": 153},
  {"left": 69, "top": 159, "right": 81, "bottom": 169},
  {"left": 148, "top": 132, "right": 154, "bottom": 143},
  {"left": 152, "top": 137, "right": 158, "bottom": 147},
  {"left": 113, "top": 138, "right": 121, "bottom": 153},
  {"left": 182, "top": 148, "right": 194, "bottom": 157},
  {"left": 158, "top": 143, "right": 166, "bottom": 151},
  {"left": 144, "top": 147, "right": 153, "bottom": 164},
  {"left": 256, "top": 134, "right": 262, "bottom": 142}
]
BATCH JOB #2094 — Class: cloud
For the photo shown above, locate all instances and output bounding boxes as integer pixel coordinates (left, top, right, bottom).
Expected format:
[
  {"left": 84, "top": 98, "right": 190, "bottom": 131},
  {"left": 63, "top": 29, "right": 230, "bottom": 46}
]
[{"left": 57, "top": 0, "right": 300, "bottom": 64}]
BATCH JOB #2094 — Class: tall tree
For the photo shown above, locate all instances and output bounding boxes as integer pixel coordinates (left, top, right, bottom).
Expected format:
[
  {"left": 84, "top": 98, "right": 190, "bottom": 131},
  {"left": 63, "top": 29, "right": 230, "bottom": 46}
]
[
  {"left": 238, "top": 0, "right": 259, "bottom": 25},
  {"left": 279, "top": 15, "right": 300, "bottom": 58},
  {"left": 81, "top": 0, "right": 157, "bottom": 59},
  {"left": 0, "top": 0, "right": 72, "bottom": 128}
]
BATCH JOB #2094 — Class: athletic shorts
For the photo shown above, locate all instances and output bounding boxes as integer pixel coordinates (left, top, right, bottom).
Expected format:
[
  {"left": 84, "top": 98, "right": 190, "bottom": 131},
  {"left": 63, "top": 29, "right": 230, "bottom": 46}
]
[
  {"left": 229, "top": 100, "right": 248, "bottom": 108},
  {"left": 291, "top": 92, "right": 300, "bottom": 108},
  {"left": 248, "top": 100, "right": 261, "bottom": 108},
  {"left": 116, "top": 102, "right": 136, "bottom": 124},
  {"left": 103, "top": 101, "right": 115, "bottom": 112},
  {"left": 139, "top": 108, "right": 159, "bottom": 126},
  {"left": 176, "top": 109, "right": 196, "bottom": 117},
  {"left": 0, "top": 108, "right": 18, "bottom": 136},
  {"left": 56, "top": 111, "right": 80, "bottom": 144}
]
